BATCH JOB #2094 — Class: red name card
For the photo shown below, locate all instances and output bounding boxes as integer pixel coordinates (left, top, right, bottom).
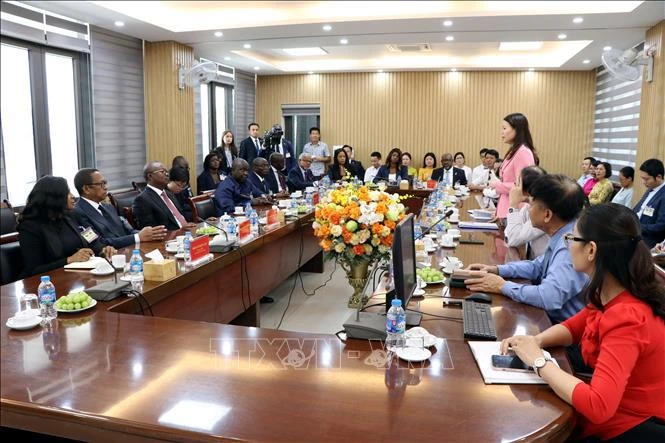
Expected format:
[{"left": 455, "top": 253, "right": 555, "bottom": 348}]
[
  {"left": 267, "top": 208, "right": 279, "bottom": 226},
  {"left": 238, "top": 219, "right": 251, "bottom": 240},
  {"left": 426, "top": 180, "right": 437, "bottom": 189},
  {"left": 312, "top": 192, "right": 320, "bottom": 205},
  {"left": 190, "top": 235, "right": 210, "bottom": 261}
]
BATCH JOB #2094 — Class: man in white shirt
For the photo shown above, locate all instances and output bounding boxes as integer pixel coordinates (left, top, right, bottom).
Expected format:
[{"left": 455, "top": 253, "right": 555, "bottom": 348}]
[
  {"left": 302, "top": 127, "right": 330, "bottom": 179},
  {"left": 364, "top": 151, "right": 382, "bottom": 183},
  {"left": 634, "top": 158, "right": 665, "bottom": 248},
  {"left": 576, "top": 156, "right": 596, "bottom": 187},
  {"left": 470, "top": 149, "right": 499, "bottom": 190}
]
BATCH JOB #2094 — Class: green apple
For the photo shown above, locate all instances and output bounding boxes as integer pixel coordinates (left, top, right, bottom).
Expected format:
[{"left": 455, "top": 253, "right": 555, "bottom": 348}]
[
  {"left": 386, "top": 210, "right": 399, "bottom": 221},
  {"left": 345, "top": 220, "right": 358, "bottom": 232}
]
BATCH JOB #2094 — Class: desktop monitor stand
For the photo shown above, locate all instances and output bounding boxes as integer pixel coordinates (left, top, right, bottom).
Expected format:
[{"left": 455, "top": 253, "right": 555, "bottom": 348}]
[{"left": 343, "top": 312, "right": 387, "bottom": 340}]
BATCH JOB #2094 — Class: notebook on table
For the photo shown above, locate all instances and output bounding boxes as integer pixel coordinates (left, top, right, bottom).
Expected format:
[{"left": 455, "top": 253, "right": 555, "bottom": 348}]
[{"left": 64, "top": 256, "right": 108, "bottom": 270}]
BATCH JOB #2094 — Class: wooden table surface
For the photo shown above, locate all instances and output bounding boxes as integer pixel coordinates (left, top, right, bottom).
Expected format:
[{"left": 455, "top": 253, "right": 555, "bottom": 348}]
[{"left": 1, "top": 192, "right": 575, "bottom": 442}]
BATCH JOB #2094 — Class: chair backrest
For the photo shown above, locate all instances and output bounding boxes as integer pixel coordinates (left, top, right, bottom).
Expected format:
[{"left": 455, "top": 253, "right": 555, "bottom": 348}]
[
  {"left": 132, "top": 181, "right": 147, "bottom": 191},
  {"left": 0, "top": 241, "right": 23, "bottom": 285},
  {"left": 188, "top": 195, "right": 216, "bottom": 221},
  {"left": 0, "top": 207, "right": 17, "bottom": 235},
  {"left": 109, "top": 189, "right": 141, "bottom": 216}
]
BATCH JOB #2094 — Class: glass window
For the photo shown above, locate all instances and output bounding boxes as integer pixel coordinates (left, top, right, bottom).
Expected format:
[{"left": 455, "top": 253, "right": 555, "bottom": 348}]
[
  {"left": 200, "top": 83, "right": 210, "bottom": 156},
  {"left": 214, "top": 84, "right": 226, "bottom": 146},
  {"left": 1, "top": 43, "right": 37, "bottom": 206},
  {"left": 45, "top": 53, "right": 79, "bottom": 194}
]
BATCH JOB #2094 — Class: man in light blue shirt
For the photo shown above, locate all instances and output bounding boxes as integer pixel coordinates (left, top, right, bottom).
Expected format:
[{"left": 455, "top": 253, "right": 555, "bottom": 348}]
[
  {"left": 302, "top": 126, "right": 330, "bottom": 179},
  {"left": 576, "top": 156, "right": 595, "bottom": 187},
  {"left": 467, "top": 174, "right": 589, "bottom": 323}
]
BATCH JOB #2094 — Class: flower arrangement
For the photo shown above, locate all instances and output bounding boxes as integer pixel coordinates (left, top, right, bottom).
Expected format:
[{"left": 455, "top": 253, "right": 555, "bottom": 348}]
[{"left": 313, "top": 183, "right": 407, "bottom": 265}]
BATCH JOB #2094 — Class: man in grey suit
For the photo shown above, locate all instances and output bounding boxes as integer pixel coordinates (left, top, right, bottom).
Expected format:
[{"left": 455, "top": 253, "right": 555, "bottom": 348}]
[{"left": 73, "top": 168, "right": 167, "bottom": 248}]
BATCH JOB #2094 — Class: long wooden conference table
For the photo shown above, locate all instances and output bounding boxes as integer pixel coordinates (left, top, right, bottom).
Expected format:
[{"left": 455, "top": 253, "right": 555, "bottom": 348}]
[{"left": 1, "top": 190, "right": 576, "bottom": 442}]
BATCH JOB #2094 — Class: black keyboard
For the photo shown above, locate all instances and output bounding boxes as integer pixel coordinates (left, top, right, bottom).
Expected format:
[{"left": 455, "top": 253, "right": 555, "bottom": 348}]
[{"left": 462, "top": 300, "right": 497, "bottom": 340}]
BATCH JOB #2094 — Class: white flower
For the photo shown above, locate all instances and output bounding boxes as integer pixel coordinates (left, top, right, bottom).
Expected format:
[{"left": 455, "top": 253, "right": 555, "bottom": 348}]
[
  {"left": 334, "top": 243, "right": 346, "bottom": 253},
  {"left": 312, "top": 221, "right": 321, "bottom": 230},
  {"left": 330, "top": 225, "right": 343, "bottom": 237},
  {"left": 350, "top": 234, "right": 360, "bottom": 245},
  {"left": 369, "top": 190, "right": 381, "bottom": 201},
  {"left": 378, "top": 245, "right": 390, "bottom": 254}
]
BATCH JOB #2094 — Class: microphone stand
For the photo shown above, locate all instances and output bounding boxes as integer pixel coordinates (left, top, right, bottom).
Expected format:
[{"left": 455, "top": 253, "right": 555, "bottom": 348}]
[{"left": 415, "top": 209, "right": 454, "bottom": 240}]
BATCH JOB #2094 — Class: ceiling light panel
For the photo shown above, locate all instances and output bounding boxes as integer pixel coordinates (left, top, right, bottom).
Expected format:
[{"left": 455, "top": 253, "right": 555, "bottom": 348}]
[
  {"left": 499, "top": 41, "right": 544, "bottom": 51},
  {"left": 282, "top": 47, "right": 328, "bottom": 56}
]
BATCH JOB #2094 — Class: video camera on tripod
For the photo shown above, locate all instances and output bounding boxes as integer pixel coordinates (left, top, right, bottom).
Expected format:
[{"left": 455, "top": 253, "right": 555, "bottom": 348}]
[{"left": 261, "top": 124, "right": 284, "bottom": 158}]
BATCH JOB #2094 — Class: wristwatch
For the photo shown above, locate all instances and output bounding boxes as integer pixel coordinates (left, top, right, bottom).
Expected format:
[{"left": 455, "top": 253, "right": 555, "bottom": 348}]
[
  {"left": 508, "top": 207, "right": 517, "bottom": 214},
  {"left": 533, "top": 355, "right": 553, "bottom": 377}
]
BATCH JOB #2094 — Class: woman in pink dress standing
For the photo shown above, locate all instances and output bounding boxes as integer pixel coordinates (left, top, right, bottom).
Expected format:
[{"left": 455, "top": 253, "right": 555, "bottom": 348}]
[{"left": 489, "top": 113, "right": 538, "bottom": 221}]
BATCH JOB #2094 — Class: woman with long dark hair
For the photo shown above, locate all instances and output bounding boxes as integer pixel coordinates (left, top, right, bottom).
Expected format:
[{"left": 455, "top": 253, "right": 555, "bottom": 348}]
[
  {"left": 197, "top": 153, "right": 224, "bottom": 194},
  {"left": 489, "top": 113, "right": 537, "bottom": 219},
  {"left": 501, "top": 204, "right": 665, "bottom": 441},
  {"left": 418, "top": 152, "right": 437, "bottom": 181},
  {"left": 328, "top": 148, "right": 353, "bottom": 181},
  {"left": 401, "top": 152, "right": 417, "bottom": 177},
  {"left": 588, "top": 162, "right": 614, "bottom": 205},
  {"left": 374, "top": 147, "right": 409, "bottom": 183},
  {"left": 453, "top": 151, "right": 472, "bottom": 183},
  {"left": 214, "top": 130, "right": 238, "bottom": 175},
  {"left": 18, "top": 176, "right": 115, "bottom": 276}
]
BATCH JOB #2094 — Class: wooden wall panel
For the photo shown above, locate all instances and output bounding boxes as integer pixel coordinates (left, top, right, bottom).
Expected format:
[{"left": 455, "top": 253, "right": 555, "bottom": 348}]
[
  {"left": 257, "top": 71, "right": 596, "bottom": 178},
  {"left": 634, "top": 20, "right": 665, "bottom": 204},
  {"left": 144, "top": 41, "right": 196, "bottom": 188}
]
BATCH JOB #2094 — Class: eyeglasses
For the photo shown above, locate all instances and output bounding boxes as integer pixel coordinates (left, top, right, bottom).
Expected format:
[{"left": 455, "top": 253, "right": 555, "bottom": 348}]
[
  {"left": 150, "top": 169, "right": 169, "bottom": 175},
  {"left": 301, "top": 159, "right": 313, "bottom": 163},
  {"left": 88, "top": 181, "right": 108, "bottom": 188},
  {"left": 563, "top": 233, "right": 586, "bottom": 247}
]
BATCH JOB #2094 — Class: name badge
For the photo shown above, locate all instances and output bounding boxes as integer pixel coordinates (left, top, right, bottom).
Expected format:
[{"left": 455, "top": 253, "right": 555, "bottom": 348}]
[
  {"left": 644, "top": 206, "right": 655, "bottom": 217},
  {"left": 285, "top": 152, "right": 291, "bottom": 158},
  {"left": 80, "top": 227, "right": 99, "bottom": 243}
]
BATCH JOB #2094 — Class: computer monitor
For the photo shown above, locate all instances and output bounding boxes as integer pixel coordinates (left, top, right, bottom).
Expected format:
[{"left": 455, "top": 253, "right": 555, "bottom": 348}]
[{"left": 386, "top": 213, "right": 421, "bottom": 326}]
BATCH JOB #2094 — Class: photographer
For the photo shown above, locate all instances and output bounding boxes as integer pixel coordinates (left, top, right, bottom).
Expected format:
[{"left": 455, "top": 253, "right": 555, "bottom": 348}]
[{"left": 261, "top": 124, "right": 295, "bottom": 172}]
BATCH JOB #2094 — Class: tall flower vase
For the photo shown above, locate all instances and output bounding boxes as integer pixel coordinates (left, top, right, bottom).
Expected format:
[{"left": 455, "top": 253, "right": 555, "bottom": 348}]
[{"left": 340, "top": 259, "right": 370, "bottom": 308}]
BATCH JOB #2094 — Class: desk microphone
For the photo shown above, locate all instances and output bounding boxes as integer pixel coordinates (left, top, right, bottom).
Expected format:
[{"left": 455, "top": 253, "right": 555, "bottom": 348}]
[
  {"left": 200, "top": 219, "right": 229, "bottom": 241},
  {"left": 415, "top": 209, "right": 453, "bottom": 240}
]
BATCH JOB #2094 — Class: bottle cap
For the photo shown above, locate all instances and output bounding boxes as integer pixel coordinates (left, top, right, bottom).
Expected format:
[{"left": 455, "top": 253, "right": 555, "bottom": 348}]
[
  {"left": 133, "top": 249, "right": 140, "bottom": 254},
  {"left": 391, "top": 299, "right": 402, "bottom": 307},
  {"left": 40, "top": 276, "right": 50, "bottom": 282}
]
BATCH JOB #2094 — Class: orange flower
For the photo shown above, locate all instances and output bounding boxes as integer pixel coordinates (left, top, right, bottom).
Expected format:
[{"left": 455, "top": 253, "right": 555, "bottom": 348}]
[
  {"left": 342, "top": 229, "right": 353, "bottom": 243},
  {"left": 317, "top": 224, "right": 330, "bottom": 237},
  {"left": 376, "top": 202, "right": 388, "bottom": 214},
  {"left": 384, "top": 219, "right": 395, "bottom": 230},
  {"left": 348, "top": 206, "right": 361, "bottom": 220},
  {"left": 371, "top": 224, "right": 383, "bottom": 235},
  {"left": 381, "top": 234, "right": 393, "bottom": 246},
  {"left": 320, "top": 239, "right": 332, "bottom": 251},
  {"left": 330, "top": 213, "right": 342, "bottom": 225},
  {"left": 353, "top": 244, "right": 365, "bottom": 255}
]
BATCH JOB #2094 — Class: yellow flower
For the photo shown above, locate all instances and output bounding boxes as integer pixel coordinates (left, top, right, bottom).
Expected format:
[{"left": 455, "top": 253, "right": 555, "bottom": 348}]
[
  {"left": 330, "top": 225, "right": 343, "bottom": 237},
  {"left": 334, "top": 242, "right": 346, "bottom": 253}
]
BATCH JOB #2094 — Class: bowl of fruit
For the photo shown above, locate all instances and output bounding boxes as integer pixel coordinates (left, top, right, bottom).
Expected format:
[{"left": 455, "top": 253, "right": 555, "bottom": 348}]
[
  {"left": 195, "top": 226, "right": 219, "bottom": 236},
  {"left": 416, "top": 267, "right": 445, "bottom": 284},
  {"left": 55, "top": 291, "right": 97, "bottom": 313}
]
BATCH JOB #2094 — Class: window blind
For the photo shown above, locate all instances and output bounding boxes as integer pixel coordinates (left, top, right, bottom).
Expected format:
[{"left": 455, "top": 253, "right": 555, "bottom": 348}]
[
  {"left": 233, "top": 70, "right": 256, "bottom": 141},
  {"left": 89, "top": 26, "right": 145, "bottom": 190},
  {"left": 591, "top": 49, "right": 643, "bottom": 178}
]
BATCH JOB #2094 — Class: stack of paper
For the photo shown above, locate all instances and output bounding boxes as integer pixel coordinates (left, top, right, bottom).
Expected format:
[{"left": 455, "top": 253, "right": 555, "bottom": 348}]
[
  {"left": 459, "top": 221, "right": 499, "bottom": 230},
  {"left": 64, "top": 256, "right": 108, "bottom": 270},
  {"left": 468, "top": 341, "right": 559, "bottom": 384}
]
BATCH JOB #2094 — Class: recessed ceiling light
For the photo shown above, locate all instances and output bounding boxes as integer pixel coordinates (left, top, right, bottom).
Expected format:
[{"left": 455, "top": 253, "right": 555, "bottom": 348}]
[
  {"left": 583, "top": 59, "right": 590, "bottom": 64},
  {"left": 114, "top": 21, "right": 124, "bottom": 27},
  {"left": 308, "top": 71, "right": 314, "bottom": 74},
  {"left": 283, "top": 47, "right": 328, "bottom": 56},
  {"left": 244, "top": 43, "right": 252, "bottom": 49},
  {"left": 224, "top": 56, "right": 231, "bottom": 61},
  {"left": 528, "top": 68, "right": 535, "bottom": 72},
  {"left": 378, "top": 69, "right": 384, "bottom": 73},
  {"left": 443, "top": 20, "right": 453, "bottom": 27},
  {"left": 322, "top": 24, "right": 332, "bottom": 31},
  {"left": 450, "top": 68, "right": 457, "bottom": 72},
  {"left": 214, "top": 31, "right": 223, "bottom": 37},
  {"left": 340, "top": 38, "right": 348, "bottom": 44},
  {"left": 499, "top": 41, "right": 543, "bottom": 51},
  {"left": 558, "top": 33, "right": 567, "bottom": 39},
  {"left": 573, "top": 17, "right": 584, "bottom": 24},
  {"left": 253, "top": 66, "right": 260, "bottom": 71},
  {"left": 445, "top": 35, "right": 454, "bottom": 42},
  {"left": 603, "top": 46, "right": 612, "bottom": 51}
]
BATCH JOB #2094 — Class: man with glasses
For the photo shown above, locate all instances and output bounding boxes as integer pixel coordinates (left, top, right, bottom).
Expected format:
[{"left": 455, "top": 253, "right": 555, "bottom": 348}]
[
  {"left": 133, "top": 161, "right": 196, "bottom": 231},
  {"left": 73, "top": 168, "right": 168, "bottom": 248},
  {"left": 287, "top": 152, "right": 317, "bottom": 191},
  {"left": 465, "top": 174, "right": 588, "bottom": 323}
]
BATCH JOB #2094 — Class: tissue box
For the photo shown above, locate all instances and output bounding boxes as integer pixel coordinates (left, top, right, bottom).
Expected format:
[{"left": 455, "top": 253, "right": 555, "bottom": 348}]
[
  {"left": 399, "top": 180, "right": 409, "bottom": 190},
  {"left": 143, "top": 259, "right": 176, "bottom": 281}
]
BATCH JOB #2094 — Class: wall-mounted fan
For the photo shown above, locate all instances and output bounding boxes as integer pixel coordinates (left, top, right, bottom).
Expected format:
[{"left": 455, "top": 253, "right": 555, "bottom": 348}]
[
  {"left": 178, "top": 61, "right": 218, "bottom": 89},
  {"left": 601, "top": 46, "right": 657, "bottom": 83}
]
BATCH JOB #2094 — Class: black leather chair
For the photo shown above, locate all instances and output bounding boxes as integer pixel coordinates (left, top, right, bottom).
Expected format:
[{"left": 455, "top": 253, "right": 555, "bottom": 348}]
[
  {"left": 109, "top": 189, "right": 141, "bottom": 227},
  {"left": 132, "top": 181, "right": 147, "bottom": 191},
  {"left": 1, "top": 241, "right": 23, "bottom": 285},
  {"left": 188, "top": 195, "right": 216, "bottom": 221},
  {"left": 1, "top": 207, "right": 17, "bottom": 235}
]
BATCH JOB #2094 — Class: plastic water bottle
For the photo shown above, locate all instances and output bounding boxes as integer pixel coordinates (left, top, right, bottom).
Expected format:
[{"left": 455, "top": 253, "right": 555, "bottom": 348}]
[
  {"left": 245, "top": 201, "right": 253, "bottom": 215},
  {"left": 305, "top": 191, "right": 313, "bottom": 208},
  {"left": 183, "top": 231, "right": 192, "bottom": 265},
  {"left": 249, "top": 209, "right": 259, "bottom": 236},
  {"left": 129, "top": 249, "right": 144, "bottom": 289},
  {"left": 414, "top": 222, "right": 422, "bottom": 240},
  {"left": 290, "top": 195, "right": 298, "bottom": 212},
  {"left": 230, "top": 217, "right": 239, "bottom": 239},
  {"left": 386, "top": 299, "right": 406, "bottom": 350},
  {"left": 38, "top": 276, "right": 57, "bottom": 321}
]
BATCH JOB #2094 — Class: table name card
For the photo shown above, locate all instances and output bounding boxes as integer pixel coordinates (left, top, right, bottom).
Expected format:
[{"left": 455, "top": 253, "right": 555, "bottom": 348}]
[
  {"left": 238, "top": 219, "right": 251, "bottom": 240},
  {"left": 190, "top": 235, "right": 210, "bottom": 262}
]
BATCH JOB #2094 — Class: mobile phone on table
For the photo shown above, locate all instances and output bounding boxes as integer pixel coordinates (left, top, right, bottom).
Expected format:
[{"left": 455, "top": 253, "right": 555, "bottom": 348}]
[
  {"left": 491, "top": 354, "right": 532, "bottom": 372},
  {"left": 459, "top": 234, "right": 484, "bottom": 245}
]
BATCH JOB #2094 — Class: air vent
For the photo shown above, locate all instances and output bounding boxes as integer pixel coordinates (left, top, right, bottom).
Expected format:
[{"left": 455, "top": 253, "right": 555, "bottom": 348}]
[{"left": 386, "top": 44, "right": 432, "bottom": 53}]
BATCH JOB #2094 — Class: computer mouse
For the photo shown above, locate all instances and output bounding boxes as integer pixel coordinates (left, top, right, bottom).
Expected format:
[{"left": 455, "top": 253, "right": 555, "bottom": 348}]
[{"left": 465, "top": 293, "right": 492, "bottom": 304}]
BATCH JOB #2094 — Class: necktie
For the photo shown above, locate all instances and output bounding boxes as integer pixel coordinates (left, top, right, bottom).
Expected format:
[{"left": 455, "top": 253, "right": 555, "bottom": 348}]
[
  {"left": 254, "top": 139, "right": 260, "bottom": 156},
  {"left": 160, "top": 191, "right": 187, "bottom": 228},
  {"left": 633, "top": 188, "right": 653, "bottom": 213},
  {"left": 539, "top": 246, "right": 553, "bottom": 284}
]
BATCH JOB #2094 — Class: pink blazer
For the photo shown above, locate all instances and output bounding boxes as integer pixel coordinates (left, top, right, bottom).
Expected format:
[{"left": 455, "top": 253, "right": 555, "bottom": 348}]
[{"left": 493, "top": 145, "right": 535, "bottom": 218}]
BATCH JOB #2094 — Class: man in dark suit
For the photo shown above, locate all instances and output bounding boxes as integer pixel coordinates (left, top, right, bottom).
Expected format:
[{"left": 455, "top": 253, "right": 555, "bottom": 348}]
[
  {"left": 132, "top": 161, "right": 196, "bottom": 231},
  {"left": 213, "top": 159, "right": 272, "bottom": 216},
  {"left": 73, "top": 168, "right": 167, "bottom": 249},
  {"left": 247, "top": 157, "right": 271, "bottom": 196},
  {"left": 343, "top": 145, "right": 365, "bottom": 180},
  {"left": 266, "top": 153, "right": 290, "bottom": 197},
  {"left": 287, "top": 153, "right": 317, "bottom": 191},
  {"left": 634, "top": 158, "right": 665, "bottom": 248},
  {"left": 238, "top": 122, "right": 263, "bottom": 165},
  {"left": 431, "top": 153, "right": 468, "bottom": 186}
]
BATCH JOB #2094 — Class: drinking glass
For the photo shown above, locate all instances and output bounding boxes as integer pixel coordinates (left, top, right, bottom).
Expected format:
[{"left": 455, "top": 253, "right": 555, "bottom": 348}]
[
  {"left": 18, "top": 293, "right": 40, "bottom": 319},
  {"left": 111, "top": 254, "right": 126, "bottom": 282}
]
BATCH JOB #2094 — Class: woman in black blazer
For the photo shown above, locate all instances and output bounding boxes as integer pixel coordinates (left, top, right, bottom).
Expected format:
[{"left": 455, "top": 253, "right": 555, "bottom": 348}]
[
  {"left": 197, "top": 153, "right": 224, "bottom": 194},
  {"left": 373, "top": 147, "right": 410, "bottom": 183},
  {"left": 328, "top": 148, "right": 353, "bottom": 182},
  {"left": 18, "top": 176, "right": 115, "bottom": 277},
  {"left": 213, "top": 130, "right": 238, "bottom": 175}
]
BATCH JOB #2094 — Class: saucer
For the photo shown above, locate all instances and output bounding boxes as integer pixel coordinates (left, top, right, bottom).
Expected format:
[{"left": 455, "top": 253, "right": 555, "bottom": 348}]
[
  {"left": 233, "top": 211, "right": 244, "bottom": 216},
  {"left": 6, "top": 314, "right": 42, "bottom": 330},
  {"left": 425, "top": 247, "right": 437, "bottom": 253},
  {"left": 449, "top": 233, "right": 461, "bottom": 239},
  {"left": 395, "top": 347, "right": 432, "bottom": 362},
  {"left": 173, "top": 253, "right": 185, "bottom": 259},
  {"left": 448, "top": 219, "right": 459, "bottom": 224},
  {"left": 91, "top": 266, "right": 114, "bottom": 276},
  {"left": 440, "top": 242, "right": 458, "bottom": 248},
  {"left": 405, "top": 335, "right": 438, "bottom": 348},
  {"left": 412, "top": 288, "right": 426, "bottom": 297}
]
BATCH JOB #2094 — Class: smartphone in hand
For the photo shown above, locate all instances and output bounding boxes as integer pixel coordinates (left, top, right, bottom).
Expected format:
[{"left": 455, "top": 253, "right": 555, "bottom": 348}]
[{"left": 491, "top": 354, "right": 532, "bottom": 372}]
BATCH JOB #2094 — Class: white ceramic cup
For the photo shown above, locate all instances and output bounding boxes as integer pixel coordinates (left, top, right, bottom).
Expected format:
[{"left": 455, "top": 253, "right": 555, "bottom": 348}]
[
  {"left": 423, "top": 237, "right": 434, "bottom": 249},
  {"left": 234, "top": 206, "right": 244, "bottom": 214},
  {"left": 448, "top": 228, "right": 461, "bottom": 237},
  {"left": 441, "top": 234, "right": 454, "bottom": 247},
  {"left": 449, "top": 214, "right": 459, "bottom": 223}
]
